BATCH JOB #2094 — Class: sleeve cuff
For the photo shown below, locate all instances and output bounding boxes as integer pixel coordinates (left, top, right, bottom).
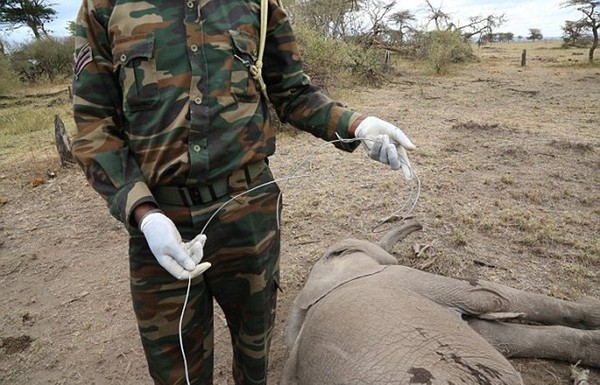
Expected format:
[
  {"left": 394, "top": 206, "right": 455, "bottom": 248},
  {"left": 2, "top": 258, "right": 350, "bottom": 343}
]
[
  {"left": 126, "top": 182, "right": 158, "bottom": 228},
  {"left": 333, "top": 110, "right": 365, "bottom": 152}
]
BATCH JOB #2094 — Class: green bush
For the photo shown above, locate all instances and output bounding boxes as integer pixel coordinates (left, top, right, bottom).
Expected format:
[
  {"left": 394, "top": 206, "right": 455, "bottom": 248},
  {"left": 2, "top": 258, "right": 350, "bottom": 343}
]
[
  {"left": 294, "top": 22, "right": 350, "bottom": 89},
  {"left": 561, "top": 36, "right": 594, "bottom": 49},
  {"left": 411, "top": 30, "right": 474, "bottom": 74},
  {"left": 9, "top": 36, "right": 74, "bottom": 83},
  {"left": 293, "top": 22, "right": 387, "bottom": 88},
  {"left": 344, "top": 40, "right": 388, "bottom": 87},
  {"left": 0, "top": 54, "right": 20, "bottom": 94}
]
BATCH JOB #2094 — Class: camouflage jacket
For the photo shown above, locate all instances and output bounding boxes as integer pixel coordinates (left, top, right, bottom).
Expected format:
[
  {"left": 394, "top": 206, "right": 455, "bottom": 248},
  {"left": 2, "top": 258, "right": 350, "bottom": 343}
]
[{"left": 71, "top": 0, "right": 364, "bottom": 228}]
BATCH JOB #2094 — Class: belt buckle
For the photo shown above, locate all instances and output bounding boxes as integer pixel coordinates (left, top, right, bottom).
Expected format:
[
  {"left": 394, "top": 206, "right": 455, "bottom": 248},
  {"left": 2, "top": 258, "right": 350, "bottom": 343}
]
[
  {"left": 180, "top": 187, "right": 204, "bottom": 206},
  {"left": 190, "top": 188, "right": 204, "bottom": 205}
]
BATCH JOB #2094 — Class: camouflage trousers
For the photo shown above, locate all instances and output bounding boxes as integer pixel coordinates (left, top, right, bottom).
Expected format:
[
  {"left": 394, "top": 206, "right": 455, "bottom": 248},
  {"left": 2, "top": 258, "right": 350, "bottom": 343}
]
[{"left": 128, "top": 166, "right": 281, "bottom": 385}]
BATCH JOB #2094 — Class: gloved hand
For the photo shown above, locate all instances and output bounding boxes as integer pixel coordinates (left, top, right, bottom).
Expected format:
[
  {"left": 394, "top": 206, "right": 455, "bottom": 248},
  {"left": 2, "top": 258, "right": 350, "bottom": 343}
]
[
  {"left": 354, "top": 116, "right": 416, "bottom": 179},
  {"left": 140, "top": 212, "right": 210, "bottom": 280}
]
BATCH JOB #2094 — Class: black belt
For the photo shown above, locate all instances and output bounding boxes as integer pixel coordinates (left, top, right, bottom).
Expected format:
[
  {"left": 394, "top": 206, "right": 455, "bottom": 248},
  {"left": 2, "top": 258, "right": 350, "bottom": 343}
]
[{"left": 152, "top": 162, "right": 267, "bottom": 206}]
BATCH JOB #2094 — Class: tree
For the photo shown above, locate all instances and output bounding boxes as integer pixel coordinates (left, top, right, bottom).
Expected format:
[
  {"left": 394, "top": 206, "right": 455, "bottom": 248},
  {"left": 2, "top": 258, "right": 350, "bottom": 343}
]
[
  {"left": 423, "top": 1, "right": 505, "bottom": 43},
  {"left": 361, "top": 0, "right": 396, "bottom": 46},
  {"left": 501, "top": 32, "right": 515, "bottom": 42},
  {"left": 424, "top": 0, "right": 452, "bottom": 30},
  {"left": 0, "top": 0, "right": 56, "bottom": 39},
  {"left": 481, "top": 32, "right": 514, "bottom": 43},
  {"left": 389, "top": 9, "right": 415, "bottom": 43},
  {"left": 562, "top": 19, "right": 588, "bottom": 46},
  {"left": 562, "top": 0, "right": 600, "bottom": 63},
  {"left": 527, "top": 28, "right": 543, "bottom": 41},
  {"left": 67, "top": 20, "right": 77, "bottom": 36},
  {"left": 291, "top": 0, "right": 360, "bottom": 38},
  {"left": 459, "top": 14, "right": 506, "bottom": 42}
]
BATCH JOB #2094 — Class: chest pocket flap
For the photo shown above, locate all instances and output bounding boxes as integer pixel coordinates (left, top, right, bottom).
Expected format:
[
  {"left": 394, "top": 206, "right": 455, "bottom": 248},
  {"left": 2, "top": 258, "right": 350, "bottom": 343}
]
[
  {"left": 230, "top": 30, "right": 258, "bottom": 59},
  {"left": 112, "top": 33, "right": 159, "bottom": 111},
  {"left": 230, "top": 30, "right": 259, "bottom": 101}
]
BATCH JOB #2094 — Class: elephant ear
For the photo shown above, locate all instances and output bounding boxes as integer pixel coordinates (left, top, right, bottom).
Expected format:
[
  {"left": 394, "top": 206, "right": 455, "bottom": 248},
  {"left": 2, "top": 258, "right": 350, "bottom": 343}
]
[
  {"left": 295, "top": 239, "right": 393, "bottom": 311},
  {"left": 322, "top": 238, "right": 399, "bottom": 265}
]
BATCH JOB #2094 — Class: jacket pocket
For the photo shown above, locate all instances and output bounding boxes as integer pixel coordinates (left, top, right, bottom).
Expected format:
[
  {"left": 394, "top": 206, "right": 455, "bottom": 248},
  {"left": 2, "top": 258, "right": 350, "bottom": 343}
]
[
  {"left": 229, "top": 30, "right": 260, "bottom": 102},
  {"left": 112, "top": 33, "right": 160, "bottom": 111}
]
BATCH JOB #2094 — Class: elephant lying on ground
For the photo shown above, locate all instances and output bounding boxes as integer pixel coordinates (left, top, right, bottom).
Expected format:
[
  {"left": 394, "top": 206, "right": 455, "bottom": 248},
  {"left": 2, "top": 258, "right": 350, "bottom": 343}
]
[{"left": 281, "top": 220, "right": 600, "bottom": 385}]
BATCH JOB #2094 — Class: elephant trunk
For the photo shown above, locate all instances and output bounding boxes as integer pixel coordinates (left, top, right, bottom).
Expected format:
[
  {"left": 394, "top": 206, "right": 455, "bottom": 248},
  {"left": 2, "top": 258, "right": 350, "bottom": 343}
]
[{"left": 377, "top": 219, "right": 422, "bottom": 253}]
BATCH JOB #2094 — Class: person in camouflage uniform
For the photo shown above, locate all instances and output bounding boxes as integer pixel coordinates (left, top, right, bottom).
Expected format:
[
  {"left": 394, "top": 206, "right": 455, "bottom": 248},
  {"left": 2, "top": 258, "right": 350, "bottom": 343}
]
[{"left": 71, "top": 0, "right": 415, "bottom": 384}]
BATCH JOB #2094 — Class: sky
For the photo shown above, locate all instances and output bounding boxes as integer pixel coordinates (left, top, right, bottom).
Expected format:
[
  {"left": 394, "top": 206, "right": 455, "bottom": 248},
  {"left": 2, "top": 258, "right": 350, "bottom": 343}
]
[{"left": 1, "top": 0, "right": 584, "bottom": 44}]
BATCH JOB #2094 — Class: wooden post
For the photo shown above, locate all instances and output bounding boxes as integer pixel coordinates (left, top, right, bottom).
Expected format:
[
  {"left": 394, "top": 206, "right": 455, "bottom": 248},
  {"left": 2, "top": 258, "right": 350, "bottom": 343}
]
[
  {"left": 383, "top": 49, "right": 391, "bottom": 71},
  {"left": 54, "top": 114, "right": 76, "bottom": 166},
  {"left": 521, "top": 49, "right": 527, "bottom": 67}
]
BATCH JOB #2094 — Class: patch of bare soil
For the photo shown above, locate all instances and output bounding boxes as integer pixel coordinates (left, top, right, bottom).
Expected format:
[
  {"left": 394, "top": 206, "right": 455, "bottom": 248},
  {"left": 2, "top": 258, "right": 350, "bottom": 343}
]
[{"left": 1, "top": 43, "right": 599, "bottom": 384}]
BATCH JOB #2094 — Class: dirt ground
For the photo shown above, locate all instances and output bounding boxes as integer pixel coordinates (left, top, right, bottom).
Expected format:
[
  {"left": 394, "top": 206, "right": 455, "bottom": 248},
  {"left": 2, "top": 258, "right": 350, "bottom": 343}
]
[{"left": 1, "top": 41, "right": 599, "bottom": 384}]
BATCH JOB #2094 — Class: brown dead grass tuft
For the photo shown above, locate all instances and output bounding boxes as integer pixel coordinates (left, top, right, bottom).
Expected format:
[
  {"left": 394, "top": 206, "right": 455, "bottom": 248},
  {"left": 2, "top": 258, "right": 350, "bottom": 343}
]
[
  {"left": 0, "top": 335, "right": 34, "bottom": 355},
  {"left": 451, "top": 121, "right": 501, "bottom": 131},
  {"left": 548, "top": 139, "right": 596, "bottom": 153}
]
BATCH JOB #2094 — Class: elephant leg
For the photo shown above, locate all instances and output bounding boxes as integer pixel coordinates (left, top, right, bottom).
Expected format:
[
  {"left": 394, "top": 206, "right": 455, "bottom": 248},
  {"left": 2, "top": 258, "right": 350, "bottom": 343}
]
[
  {"left": 280, "top": 331, "right": 301, "bottom": 385},
  {"left": 464, "top": 283, "right": 600, "bottom": 329},
  {"left": 467, "top": 318, "right": 600, "bottom": 369},
  {"left": 390, "top": 267, "right": 600, "bottom": 329},
  {"left": 477, "top": 278, "right": 597, "bottom": 328}
]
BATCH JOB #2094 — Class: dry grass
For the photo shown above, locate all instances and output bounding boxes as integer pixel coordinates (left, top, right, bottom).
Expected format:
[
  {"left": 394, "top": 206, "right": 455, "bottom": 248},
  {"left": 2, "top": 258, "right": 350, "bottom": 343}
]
[
  {"left": 0, "top": 84, "right": 73, "bottom": 188},
  {"left": 0, "top": 40, "right": 598, "bottom": 385}
]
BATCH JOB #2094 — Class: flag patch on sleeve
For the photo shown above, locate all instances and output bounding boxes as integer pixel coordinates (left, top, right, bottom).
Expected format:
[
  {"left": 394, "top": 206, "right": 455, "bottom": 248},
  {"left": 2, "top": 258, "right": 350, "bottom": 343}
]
[{"left": 74, "top": 43, "right": 92, "bottom": 79}]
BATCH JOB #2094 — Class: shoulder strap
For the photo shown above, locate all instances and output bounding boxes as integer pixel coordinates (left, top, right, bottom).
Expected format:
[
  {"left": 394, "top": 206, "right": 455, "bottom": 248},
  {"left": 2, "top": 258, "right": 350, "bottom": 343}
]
[{"left": 249, "top": 0, "right": 270, "bottom": 102}]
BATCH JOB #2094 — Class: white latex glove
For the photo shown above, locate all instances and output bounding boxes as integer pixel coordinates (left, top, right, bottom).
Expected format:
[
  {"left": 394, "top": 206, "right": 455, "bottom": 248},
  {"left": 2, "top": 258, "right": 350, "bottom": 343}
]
[
  {"left": 185, "top": 233, "right": 208, "bottom": 265},
  {"left": 355, "top": 116, "right": 416, "bottom": 179},
  {"left": 140, "top": 212, "right": 211, "bottom": 280}
]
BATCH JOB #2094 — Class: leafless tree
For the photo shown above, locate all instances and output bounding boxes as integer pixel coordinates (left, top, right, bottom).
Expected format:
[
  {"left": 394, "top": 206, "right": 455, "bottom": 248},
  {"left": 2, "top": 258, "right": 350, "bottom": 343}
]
[
  {"left": 458, "top": 14, "right": 507, "bottom": 42},
  {"left": 424, "top": 0, "right": 452, "bottom": 30},
  {"left": 361, "top": 0, "right": 396, "bottom": 45},
  {"left": 292, "top": 0, "right": 360, "bottom": 38},
  {"left": 422, "top": 1, "right": 505, "bottom": 42}
]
